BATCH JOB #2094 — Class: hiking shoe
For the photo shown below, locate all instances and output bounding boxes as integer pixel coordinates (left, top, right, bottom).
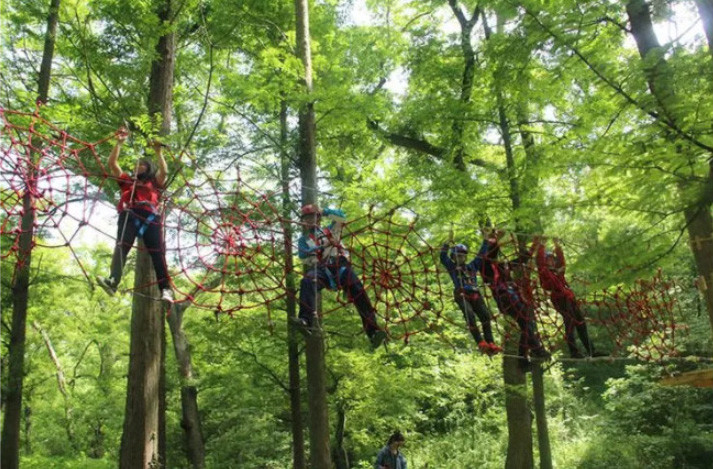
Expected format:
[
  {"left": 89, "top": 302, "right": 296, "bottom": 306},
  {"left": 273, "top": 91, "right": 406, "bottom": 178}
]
[
  {"left": 477, "top": 341, "right": 491, "bottom": 354},
  {"left": 291, "top": 317, "right": 312, "bottom": 336},
  {"left": 97, "top": 277, "right": 117, "bottom": 296},
  {"left": 590, "top": 349, "right": 608, "bottom": 358},
  {"left": 161, "top": 289, "right": 174, "bottom": 303},
  {"left": 369, "top": 330, "right": 388, "bottom": 350},
  {"left": 570, "top": 349, "right": 585, "bottom": 359},
  {"left": 488, "top": 342, "right": 503, "bottom": 354}
]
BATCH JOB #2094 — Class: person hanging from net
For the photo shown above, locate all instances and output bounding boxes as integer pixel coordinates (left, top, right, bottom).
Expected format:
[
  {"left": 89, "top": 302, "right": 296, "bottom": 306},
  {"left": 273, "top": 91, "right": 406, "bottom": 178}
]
[
  {"left": 293, "top": 203, "right": 388, "bottom": 349},
  {"left": 96, "top": 128, "right": 173, "bottom": 303},
  {"left": 534, "top": 236, "right": 601, "bottom": 358},
  {"left": 440, "top": 241, "right": 501, "bottom": 355},
  {"left": 477, "top": 228, "right": 550, "bottom": 368}
]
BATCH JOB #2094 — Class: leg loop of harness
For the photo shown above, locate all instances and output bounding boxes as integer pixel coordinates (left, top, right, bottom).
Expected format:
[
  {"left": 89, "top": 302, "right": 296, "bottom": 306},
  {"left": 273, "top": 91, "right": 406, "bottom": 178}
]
[{"left": 133, "top": 212, "right": 157, "bottom": 238}]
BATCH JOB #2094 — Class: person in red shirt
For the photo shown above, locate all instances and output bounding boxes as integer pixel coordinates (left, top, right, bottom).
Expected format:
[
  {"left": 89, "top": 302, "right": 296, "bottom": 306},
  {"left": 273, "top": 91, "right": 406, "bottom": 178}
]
[
  {"left": 534, "top": 237, "right": 597, "bottom": 358},
  {"left": 97, "top": 128, "right": 173, "bottom": 303},
  {"left": 478, "top": 229, "right": 550, "bottom": 368}
]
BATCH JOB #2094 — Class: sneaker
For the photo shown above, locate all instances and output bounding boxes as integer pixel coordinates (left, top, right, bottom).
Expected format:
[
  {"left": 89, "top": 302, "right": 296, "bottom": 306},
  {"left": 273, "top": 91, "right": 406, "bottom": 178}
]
[
  {"left": 97, "top": 277, "right": 117, "bottom": 296},
  {"left": 291, "top": 317, "right": 312, "bottom": 336},
  {"left": 477, "top": 341, "right": 491, "bottom": 354},
  {"left": 160, "top": 289, "right": 174, "bottom": 303},
  {"left": 488, "top": 342, "right": 503, "bottom": 354},
  {"left": 369, "top": 330, "right": 388, "bottom": 350}
]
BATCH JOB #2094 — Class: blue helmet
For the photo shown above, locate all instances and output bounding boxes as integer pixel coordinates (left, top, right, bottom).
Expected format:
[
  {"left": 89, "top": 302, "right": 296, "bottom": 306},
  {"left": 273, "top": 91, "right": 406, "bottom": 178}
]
[{"left": 450, "top": 244, "right": 468, "bottom": 255}]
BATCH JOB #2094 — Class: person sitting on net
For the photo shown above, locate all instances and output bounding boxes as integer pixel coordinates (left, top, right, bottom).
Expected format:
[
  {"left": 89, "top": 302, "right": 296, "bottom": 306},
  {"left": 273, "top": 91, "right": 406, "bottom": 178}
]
[
  {"left": 440, "top": 241, "right": 501, "bottom": 355},
  {"left": 534, "top": 236, "right": 600, "bottom": 358},
  {"left": 374, "top": 431, "right": 407, "bottom": 469},
  {"left": 294, "top": 203, "right": 387, "bottom": 349},
  {"left": 97, "top": 128, "right": 173, "bottom": 303},
  {"left": 477, "top": 228, "right": 550, "bottom": 367}
]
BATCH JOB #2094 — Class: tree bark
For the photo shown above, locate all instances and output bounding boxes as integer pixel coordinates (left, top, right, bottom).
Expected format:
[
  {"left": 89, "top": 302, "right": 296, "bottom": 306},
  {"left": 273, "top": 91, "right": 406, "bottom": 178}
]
[
  {"left": 448, "top": 0, "right": 481, "bottom": 171},
  {"left": 1, "top": 1, "right": 60, "bottom": 467},
  {"left": 531, "top": 363, "right": 552, "bottom": 469},
  {"left": 281, "top": 98, "right": 307, "bottom": 469},
  {"left": 503, "top": 330, "right": 533, "bottom": 469},
  {"left": 119, "top": 0, "right": 175, "bottom": 467},
  {"left": 626, "top": 0, "right": 713, "bottom": 338},
  {"left": 167, "top": 303, "right": 206, "bottom": 468},
  {"left": 37, "top": 0, "right": 60, "bottom": 104},
  {"left": 119, "top": 245, "right": 164, "bottom": 468},
  {"left": 333, "top": 404, "right": 349, "bottom": 469},
  {"left": 294, "top": 0, "right": 332, "bottom": 468}
]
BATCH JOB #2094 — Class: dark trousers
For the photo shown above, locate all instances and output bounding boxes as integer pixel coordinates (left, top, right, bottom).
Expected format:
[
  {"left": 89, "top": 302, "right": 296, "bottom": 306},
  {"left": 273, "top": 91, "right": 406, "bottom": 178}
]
[
  {"left": 491, "top": 285, "right": 544, "bottom": 357},
  {"left": 453, "top": 290, "right": 494, "bottom": 343},
  {"left": 298, "top": 258, "right": 379, "bottom": 336},
  {"left": 111, "top": 209, "right": 170, "bottom": 290},
  {"left": 551, "top": 293, "right": 593, "bottom": 355}
]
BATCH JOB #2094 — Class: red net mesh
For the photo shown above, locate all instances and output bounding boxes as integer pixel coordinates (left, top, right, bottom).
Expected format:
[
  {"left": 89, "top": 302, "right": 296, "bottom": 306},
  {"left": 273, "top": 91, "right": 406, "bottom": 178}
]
[{"left": 0, "top": 108, "right": 692, "bottom": 361}]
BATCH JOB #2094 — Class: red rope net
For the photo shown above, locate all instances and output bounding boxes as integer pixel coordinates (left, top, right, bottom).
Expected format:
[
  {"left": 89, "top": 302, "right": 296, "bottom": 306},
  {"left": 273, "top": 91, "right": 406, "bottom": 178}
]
[{"left": 0, "top": 109, "right": 691, "bottom": 360}]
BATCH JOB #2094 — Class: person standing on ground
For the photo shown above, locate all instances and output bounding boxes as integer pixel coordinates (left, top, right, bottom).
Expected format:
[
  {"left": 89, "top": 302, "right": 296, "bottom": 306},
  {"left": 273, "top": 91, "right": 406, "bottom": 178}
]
[{"left": 374, "top": 431, "right": 407, "bottom": 469}]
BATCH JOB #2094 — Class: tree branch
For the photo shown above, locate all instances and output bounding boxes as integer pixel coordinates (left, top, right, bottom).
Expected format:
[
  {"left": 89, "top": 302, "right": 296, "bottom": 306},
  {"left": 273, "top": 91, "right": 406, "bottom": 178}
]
[{"left": 367, "top": 119, "right": 501, "bottom": 171}]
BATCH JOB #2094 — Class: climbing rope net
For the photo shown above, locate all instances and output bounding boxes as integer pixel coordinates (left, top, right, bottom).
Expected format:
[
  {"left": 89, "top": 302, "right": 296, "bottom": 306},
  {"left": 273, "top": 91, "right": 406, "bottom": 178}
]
[{"left": 0, "top": 109, "right": 691, "bottom": 361}]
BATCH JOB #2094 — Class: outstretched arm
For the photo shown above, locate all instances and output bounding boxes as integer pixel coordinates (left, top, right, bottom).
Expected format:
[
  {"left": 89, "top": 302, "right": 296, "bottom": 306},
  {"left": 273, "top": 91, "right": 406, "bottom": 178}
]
[
  {"left": 440, "top": 243, "right": 455, "bottom": 270},
  {"left": 152, "top": 140, "right": 169, "bottom": 187},
  {"left": 108, "top": 128, "right": 127, "bottom": 178}
]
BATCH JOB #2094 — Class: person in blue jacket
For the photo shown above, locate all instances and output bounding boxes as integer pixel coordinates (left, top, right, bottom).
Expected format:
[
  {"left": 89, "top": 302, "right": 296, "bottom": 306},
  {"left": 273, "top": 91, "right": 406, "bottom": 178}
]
[
  {"left": 440, "top": 242, "right": 501, "bottom": 355},
  {"left": 477, "top": 229, "right": 550, "bottom": 367},
  {"left": 374, "top": 431, "right": 407, "bottom": 469},
  {"left": 295, "top": 203, "right": 387, "bottom": 349}
]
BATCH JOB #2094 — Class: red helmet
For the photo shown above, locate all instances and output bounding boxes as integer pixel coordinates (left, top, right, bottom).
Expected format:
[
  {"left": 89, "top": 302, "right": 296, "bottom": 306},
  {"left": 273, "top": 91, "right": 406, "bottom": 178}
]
[{"left": 300, "top": 204, "right": 321, "bottom": 217}]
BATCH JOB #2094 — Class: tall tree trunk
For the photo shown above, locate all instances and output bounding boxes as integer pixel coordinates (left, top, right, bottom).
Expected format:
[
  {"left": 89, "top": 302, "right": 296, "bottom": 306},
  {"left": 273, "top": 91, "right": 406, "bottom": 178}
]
[
  {"left": 1, "top": 1, "right": 60, "bottom": 467},
  {"left": 627, "top": 0, "right": 713, "bottom": 338},
  {"left": 119, "top": 0, "right": 175, "bottom": 467},
  {"left": 333, "top": 404, "right": 349, "bottom": 469},
  {"left": 281, "top": 98, "right": 307, "bottom": 469},
  {"left": 531, "top": 364, "right": 552, "bottom": 469},
  {"left": 294, "top": 1, "right": 331, "bottom": 468},
  {"left": 447, "top": 0, "right": 481, "bottom": 171},
  {"left": 23, "top": 404, "right": 32, "bottom": 455},
  {"left": 483, "top": 13, "right": 536, "bottom": 469},
  {"left": 516, "top": 101, "right": 544, "bottom": 234},
  {"left": 167, "top": 303, "right": 206, "bottom": 468}
]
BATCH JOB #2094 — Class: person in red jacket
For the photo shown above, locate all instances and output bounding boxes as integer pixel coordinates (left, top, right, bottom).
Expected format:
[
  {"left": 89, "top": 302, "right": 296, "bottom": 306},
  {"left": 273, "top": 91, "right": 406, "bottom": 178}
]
[
  {"left": 97, "top": 128, "right": 173, "bottom": 303},
  {"left": 534, "top": 237, "right": 597, "bottom": 358},
  {"left": 478, "top": 229, "right": 550, "bottom": 368}
]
